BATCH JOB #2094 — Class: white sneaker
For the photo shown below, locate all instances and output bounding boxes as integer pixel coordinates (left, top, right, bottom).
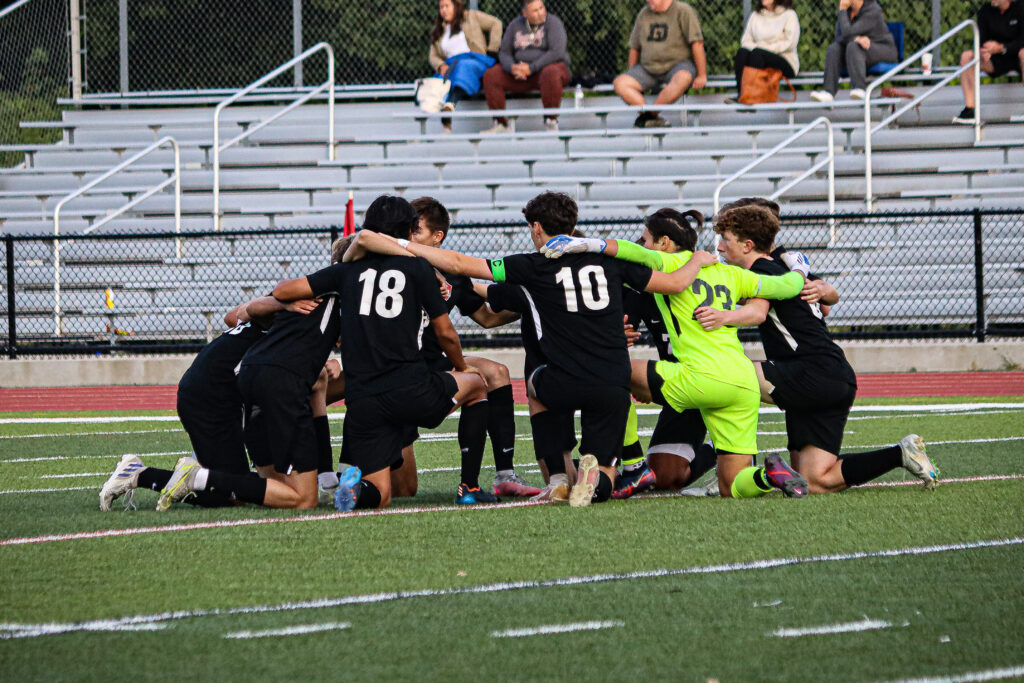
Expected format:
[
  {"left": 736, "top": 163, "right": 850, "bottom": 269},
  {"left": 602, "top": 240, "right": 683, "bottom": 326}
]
[
  {"left": 155, "top": 456, "right": 201, "bottom": 511},
  {"left": 482, "top": 122, "right": 510, "bottom": 134},
  {"left": 849, "top": 88, "right": 866, "bottom": 100},
  {"left": 530, "top": 474, "right": 570, "bottom": 503},
  {"left": 810, "top": 90, "right": 834, "bottom": 103},
  {"left": 544, "top": 117, "right": 559, "bottom": 132},
  {"left": 681, "top": 478, "right": 720, "bottom": 498},
  {"left": 569, "top": 454, "right": 600, "bottom": 508},
  {"left": 99, "top": 454, "right": 145, "bottom": 511},
  {"left": 899, "top": 434, "right": 939, "bottom": 490}
]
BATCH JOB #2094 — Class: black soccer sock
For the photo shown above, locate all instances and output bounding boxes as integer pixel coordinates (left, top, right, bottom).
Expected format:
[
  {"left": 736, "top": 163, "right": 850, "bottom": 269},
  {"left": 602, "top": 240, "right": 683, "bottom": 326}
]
[
  {"left": 688, "top": 443, "right": 717, "bottom": 484},
  {"left": 487, "top": 385, "right": 516, "bottom": 471},
  {"left": 137, "top": 467, "right": 172, "bottom": 492},
  {"left": 313, "top": 415, "right": 333, "bottom": 474},
  {"left": 353, "top": 480, "right": 382, "bottom": 509},
  {"left": 839, "top": 445, "right": 902, "bottom": 487},
  {"left": 621, "top": 441, "right": 646, "bottom": 471},
  {"left": 459, "top": 401, "right": 489, "bottom": 488},
  {"left": 530, "top": 411, "right": 566, "bottom": 475},
  {"left": 186, "top": 489, "right": 235, "bottom": 508},
  {"left": 594, "top": 472, "right": 613, "bottom": 503},
  {"left": 206, "top": 470, "right": 268, "bottom": 506}
]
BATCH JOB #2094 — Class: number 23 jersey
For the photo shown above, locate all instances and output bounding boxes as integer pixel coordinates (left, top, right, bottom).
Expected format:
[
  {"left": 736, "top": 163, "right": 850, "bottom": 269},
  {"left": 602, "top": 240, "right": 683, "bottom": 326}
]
[
  {"left": 489, "top": 252, "right": 652, "bottom": 389},
  {"left": 307, "top": 254, "right": 448, "bottom": 401}
]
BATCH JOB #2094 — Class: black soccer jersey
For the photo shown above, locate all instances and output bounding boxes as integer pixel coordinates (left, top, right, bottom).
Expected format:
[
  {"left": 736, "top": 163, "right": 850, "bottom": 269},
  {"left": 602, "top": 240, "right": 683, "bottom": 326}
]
[
  {"left": 751, "top": 256, "right": 856, "bottom": 384},
  {"left": 486, "top": 282, "right": 546, "bottom": 378},
  {"left": 489, "top": 252, "right": 652, "bottom": 388},
  {"left": 178, "top": 321, "right": 265, "bottom": 409},
  {"left": 240, "top": 293, "right": 342, "bottom": 388},
  {"left": 420, "top": 270, "right": 486, "bottom": 364},
  {"left": 622, "top": 287, "right": 675, "bottom": 362},
  {"left": 307, "top": 254, "right": 449, "bottom": 401}
]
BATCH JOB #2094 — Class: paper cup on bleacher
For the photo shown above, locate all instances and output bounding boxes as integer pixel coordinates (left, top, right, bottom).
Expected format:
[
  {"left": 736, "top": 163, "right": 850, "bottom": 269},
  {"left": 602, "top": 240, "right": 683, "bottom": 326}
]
[{"left": 921, "top": 53, "right": 933, "bottom": 75}]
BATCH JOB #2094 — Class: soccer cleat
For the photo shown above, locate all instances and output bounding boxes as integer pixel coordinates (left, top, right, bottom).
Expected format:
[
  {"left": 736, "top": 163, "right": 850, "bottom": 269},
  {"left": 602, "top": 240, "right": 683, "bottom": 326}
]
[
  {"left": 952, "top": 107, "right": 975, "bottom": 124},
  {"left": 155, "top": 456, "right": 201, "bottom": 511},
  {"left": 763, "top": 453, "right": 809, "bottom": 498},
  {"left": 99, "top": 454, "right": 145, "bottom": 511},
  {"left": 569, "top": 454, "right": 600, "bottom": 508},
  {"left": 810, "top": 90, "right": 834, "bottom": 103},
  {"left": 530, "top": 475, "right": 570, "bottom": 504},
  {"left": 456, "top": 483, "right": 500, "bottom": 505},
  {"left": 611, "top": 464, "right": 657, "bottom": 499},
  {"left": 493, "top": 471, "right": 542, "bottom": 497},
  {"left": 333, "top": 466, "right": 363, "bottom": 512},
  {"left": 681, "top": 478, "right": 720, "bottom": 497},
  {"left": 898, "top": 434, "right": 939, "bottom": 490}
]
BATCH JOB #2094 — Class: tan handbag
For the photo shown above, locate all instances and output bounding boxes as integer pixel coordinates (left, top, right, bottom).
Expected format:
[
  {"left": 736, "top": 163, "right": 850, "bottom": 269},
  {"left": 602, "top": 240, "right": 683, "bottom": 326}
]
[{"left": 738, "top": 66, "right": 796, "bottom": 104}]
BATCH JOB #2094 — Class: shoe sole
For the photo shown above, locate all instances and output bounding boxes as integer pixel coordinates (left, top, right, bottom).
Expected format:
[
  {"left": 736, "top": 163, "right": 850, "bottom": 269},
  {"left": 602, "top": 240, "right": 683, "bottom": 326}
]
[
  {"left": 155, "top": 458, "right": 198, "bottom": 511},
  {"left": 902, "top": 435, "right": 939, "bottom": 490},
  {"left": 333, "top": 466, "right": 362, "bottom": 511},
  {"left": 569, "top": 455, "right": 599, "bottom": 507}
]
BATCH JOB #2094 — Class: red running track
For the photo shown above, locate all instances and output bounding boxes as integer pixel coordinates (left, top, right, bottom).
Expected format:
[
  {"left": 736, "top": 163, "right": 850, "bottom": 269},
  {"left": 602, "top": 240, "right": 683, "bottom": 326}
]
[{"left": 2, "top": 372, "right": 1023, "bottom": 413}]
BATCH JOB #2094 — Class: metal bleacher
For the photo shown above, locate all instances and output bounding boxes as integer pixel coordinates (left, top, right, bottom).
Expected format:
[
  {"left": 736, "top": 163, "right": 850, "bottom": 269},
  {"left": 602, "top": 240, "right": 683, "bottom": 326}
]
[{"left": 1, "top": 75, "right": 1022, "bottom": 343}]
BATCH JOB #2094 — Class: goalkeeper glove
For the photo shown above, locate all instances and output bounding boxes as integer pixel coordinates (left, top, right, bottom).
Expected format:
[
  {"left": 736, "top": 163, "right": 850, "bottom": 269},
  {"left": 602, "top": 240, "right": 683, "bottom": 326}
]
[
  {"left": 540, "top": 235, "right": 607, "bottom": 258},
  {"left": 779, "top": 250, "right": 810, "bottom": 278}
]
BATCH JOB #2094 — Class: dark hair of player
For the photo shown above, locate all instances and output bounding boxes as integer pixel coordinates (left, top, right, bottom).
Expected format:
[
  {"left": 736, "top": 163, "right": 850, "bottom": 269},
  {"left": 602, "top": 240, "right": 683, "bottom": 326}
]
[
  {"left": 644, "top": 208, "right": 701, "bottom": 251},
  {"left": 714, "top": 205, "right": 779, "bottom": 253},
  {"left": 410, "top": 196, "right": 451, "bottom": 238},
  {"left": 522, "top": 191, "right": 578, "bottom": 236},
  {"left": 363, "top": 195, "right": 418, "bottom": 239},
  {"left": 331, "top": 236, "right": 354, "bottom": 264},
  {"left": 719, "top": 196, "right": 781, "bottom": 218}
]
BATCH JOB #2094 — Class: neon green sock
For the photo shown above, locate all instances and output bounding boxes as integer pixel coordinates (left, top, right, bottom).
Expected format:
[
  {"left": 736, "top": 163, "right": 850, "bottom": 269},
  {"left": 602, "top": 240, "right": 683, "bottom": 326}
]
[
  {"left": 621, "top": 403, "right": 645, "bottom": 468},
  {"left": 730, "top": 466, "right": 773, "bottom": 499}
]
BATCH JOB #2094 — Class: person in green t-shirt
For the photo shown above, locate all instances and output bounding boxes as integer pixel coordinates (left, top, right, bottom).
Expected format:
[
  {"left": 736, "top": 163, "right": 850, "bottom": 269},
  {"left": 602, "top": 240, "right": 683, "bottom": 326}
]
[
  {"left": 541, "top": 205, "right": 811, "bottom": 499},
  {"left": 614, "top": 0, "right": 707, "bottom": 128}
]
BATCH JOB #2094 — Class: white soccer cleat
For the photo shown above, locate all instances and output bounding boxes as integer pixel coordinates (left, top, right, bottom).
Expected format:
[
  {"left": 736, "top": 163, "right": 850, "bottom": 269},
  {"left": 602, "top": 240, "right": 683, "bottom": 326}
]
[
  {"left": 569, "top": 454, "right": 600, "bottom": 508},
  {"left": 530, "top": 473, "right": 570, "bottom": 504},
  {"left": 681, "top": 478, "right": 720, "bottom": 498},
  {"left": 155, "top": 456, "right": 201, "bottom": 511},
  {"left": 899, "top": 434, "right": 939, "bottom": 490},
  {"left": 99, "top": 454, "right": 145, "bottom": 511}
]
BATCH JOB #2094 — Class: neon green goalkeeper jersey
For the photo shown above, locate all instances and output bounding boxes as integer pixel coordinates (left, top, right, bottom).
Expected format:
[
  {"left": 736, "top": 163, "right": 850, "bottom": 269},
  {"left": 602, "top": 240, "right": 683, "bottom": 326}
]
[{"left": 612, "top": 241, "right": 804, "bottom": 389}]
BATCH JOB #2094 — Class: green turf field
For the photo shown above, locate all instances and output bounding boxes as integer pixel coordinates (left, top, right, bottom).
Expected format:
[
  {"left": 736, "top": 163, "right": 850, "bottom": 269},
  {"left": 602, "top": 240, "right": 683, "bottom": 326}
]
[{"left": 1, "top": 397, "right": 1023, "bottom": 681}]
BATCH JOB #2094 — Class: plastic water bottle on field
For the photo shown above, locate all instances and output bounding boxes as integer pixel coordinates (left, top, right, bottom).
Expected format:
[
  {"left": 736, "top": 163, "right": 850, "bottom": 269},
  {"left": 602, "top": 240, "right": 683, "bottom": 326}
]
[{"left": 574, "top": 84, "right": 583, "bottom": 109}]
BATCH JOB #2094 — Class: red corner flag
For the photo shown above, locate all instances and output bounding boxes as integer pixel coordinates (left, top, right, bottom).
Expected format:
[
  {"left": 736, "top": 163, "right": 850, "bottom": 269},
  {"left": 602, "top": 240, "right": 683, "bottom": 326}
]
[{"left": 343, "top": 191, "right": 355, "bottom": 236}]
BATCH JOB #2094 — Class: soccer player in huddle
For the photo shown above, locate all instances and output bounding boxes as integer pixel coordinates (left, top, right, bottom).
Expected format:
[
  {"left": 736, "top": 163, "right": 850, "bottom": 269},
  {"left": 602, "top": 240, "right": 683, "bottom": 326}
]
[
  {"left": 703, "top": 199, "right": 939, "bottom": 492},
  {"left": 274, "top": 195, "right": 488, "bottom": 511},
  {"left": 542, "top": 205, "right": 811, "bottom": 499},
  {"left": 98, "top": 293, "right": 321, "bottom": 511},
  {"left": 351, "top": 191, "right": 723, "bottom": 508}
]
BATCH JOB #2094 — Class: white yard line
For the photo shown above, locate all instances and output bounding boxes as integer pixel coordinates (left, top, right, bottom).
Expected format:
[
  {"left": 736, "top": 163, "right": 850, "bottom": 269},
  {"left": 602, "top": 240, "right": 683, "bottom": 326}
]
[
  {"left": 222, "top": 622, "right": 351, "bottom": 640},
  {"left": 772, "top": 617, "right": 892, "bottom": 638},
  {"left": 491, "top": 620, "right": 624, "bottom": 638},
  {"left": 1, "top": 537, "right": 1019, "bottom": 640},
  {"left": 0, "top": 486, "right": 93, "bottom": 495},
  {"left": 0, "top": 428, "right": 182, "bottom": 440},
  {"left": 888, "top": 666, "right": 1024, "bottom": 683}
]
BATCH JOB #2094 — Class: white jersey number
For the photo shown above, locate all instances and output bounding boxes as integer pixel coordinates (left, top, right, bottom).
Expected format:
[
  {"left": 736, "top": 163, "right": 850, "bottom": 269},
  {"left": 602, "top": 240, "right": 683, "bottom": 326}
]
[
  {"left": 555, "top": 265, "right": 610, "bottom": 312},
  {"left": 357, "top": 268, "right": 406, "bottom": 319}
]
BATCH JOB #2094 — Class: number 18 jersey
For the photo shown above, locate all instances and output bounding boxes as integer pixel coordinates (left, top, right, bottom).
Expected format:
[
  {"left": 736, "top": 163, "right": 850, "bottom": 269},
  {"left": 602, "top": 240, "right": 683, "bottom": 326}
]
[{"left": 306, "top": 254, "right": 448, "bottom": 401}]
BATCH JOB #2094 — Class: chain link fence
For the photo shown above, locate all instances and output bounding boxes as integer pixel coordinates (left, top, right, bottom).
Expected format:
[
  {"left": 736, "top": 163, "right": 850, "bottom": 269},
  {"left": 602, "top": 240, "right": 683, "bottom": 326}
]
[
  {"left": 3, "top": 209, "right": 1022, "bottom": 357},
  {"left": 75, "top": 0, "right": 965, "bottom": 95},
  {"left": 0, "top": 0, "right": 69, "bottom": 165}
]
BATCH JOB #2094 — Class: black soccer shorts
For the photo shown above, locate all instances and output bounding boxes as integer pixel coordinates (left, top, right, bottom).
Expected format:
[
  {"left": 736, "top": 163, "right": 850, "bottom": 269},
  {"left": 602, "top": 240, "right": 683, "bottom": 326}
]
[
  {"left": 237, "top": 365, "right": 318, "bottom": 475},
  {"left": 763, "top": 357, "right": 857, "bottom": 456}
]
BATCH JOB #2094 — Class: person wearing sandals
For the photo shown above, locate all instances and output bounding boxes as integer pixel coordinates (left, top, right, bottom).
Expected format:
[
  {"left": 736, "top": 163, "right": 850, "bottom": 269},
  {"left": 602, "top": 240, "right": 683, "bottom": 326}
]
[
  {"left": 428, "top": 0, "right": 503, "bottom": 133},
  {"left": 728, "top": 0, "right": 800, "bottom": 103}
]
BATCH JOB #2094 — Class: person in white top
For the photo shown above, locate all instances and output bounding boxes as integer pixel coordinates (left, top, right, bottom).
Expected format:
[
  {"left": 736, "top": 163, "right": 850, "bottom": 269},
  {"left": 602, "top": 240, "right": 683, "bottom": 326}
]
[{"left": 729, "top": 0, "right": 800, "bottom": 102}]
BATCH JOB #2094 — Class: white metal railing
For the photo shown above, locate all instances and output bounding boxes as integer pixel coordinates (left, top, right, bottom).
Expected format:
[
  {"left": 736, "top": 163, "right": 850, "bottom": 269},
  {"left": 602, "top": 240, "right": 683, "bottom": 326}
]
[
  {"left": 52, "top": 136, "right": 181, "bottom": 335},
  {"left": 864, "top": 20, "right": 981, "bottom": 212},
  {"left": 213, "top": 42, "right": 335, "bottom": 230},
  {"left": 713, "top": 116, "right": 835, "bottom": 220}
]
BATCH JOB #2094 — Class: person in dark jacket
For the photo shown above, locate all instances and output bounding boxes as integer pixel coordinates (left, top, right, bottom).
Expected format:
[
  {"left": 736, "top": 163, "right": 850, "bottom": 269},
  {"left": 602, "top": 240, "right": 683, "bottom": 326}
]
[
  {"left": 810, "top": 0, "right": 896, "bottom": 101},
  {"left": 954, "top": 0, "right": 1024, "bottom": 123}
]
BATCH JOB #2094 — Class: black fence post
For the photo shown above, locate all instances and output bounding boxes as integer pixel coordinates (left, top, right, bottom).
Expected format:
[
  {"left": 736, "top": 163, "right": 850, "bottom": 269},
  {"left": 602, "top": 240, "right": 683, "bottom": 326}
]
[
  {"left": 973, "top": 209, "right": 986, "bottom": 343},
  {"left": 5, "top": 235, "right": 16, "bottom": 359}
]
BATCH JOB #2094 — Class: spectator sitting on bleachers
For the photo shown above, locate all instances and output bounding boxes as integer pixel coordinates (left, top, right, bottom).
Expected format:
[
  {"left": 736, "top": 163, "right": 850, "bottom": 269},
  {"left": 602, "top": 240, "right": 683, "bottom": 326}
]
[
  {"left": 613, "top": 0, "right": 707, "bottom": 128},
  {"left": 953, "top": 0, "right": 1024, "bottom": 124},
  {"left": 429, "top": 0, "right": 504, "bottom": 133},
  {"left": 810, "top": 0, "right": 896, "bottom": 102},
  {"left": 481, "top": 0, "right": 570, "bottom": 134},
  {"left": 728, "top": 0, "right": 800, "bottom": 104}
]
